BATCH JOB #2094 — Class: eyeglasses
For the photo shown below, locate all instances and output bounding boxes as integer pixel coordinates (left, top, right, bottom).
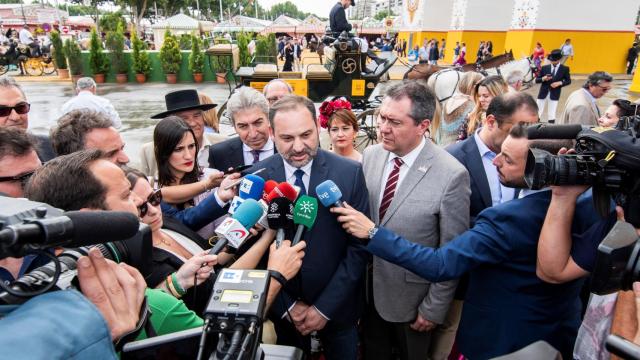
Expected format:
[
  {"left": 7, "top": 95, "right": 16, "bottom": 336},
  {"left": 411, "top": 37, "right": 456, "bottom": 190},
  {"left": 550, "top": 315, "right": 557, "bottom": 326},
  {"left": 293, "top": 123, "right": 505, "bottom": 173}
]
[
  {"left": 137, "top": 189, "right": 162, "bottom": 218},
  {"left": 0, "top": 102, "right": 30, "bottom": 117},
  {"left": 0, "top": 170, "right": 35, "bottom": 186}
]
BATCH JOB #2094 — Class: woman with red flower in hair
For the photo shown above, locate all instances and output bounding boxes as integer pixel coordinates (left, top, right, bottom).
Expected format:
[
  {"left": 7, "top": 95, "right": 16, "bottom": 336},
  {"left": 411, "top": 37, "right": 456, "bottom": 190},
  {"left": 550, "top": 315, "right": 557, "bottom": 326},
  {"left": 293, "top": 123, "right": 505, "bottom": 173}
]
[{"left": 319, "top": 98, "right": 362, "bottom": 162}]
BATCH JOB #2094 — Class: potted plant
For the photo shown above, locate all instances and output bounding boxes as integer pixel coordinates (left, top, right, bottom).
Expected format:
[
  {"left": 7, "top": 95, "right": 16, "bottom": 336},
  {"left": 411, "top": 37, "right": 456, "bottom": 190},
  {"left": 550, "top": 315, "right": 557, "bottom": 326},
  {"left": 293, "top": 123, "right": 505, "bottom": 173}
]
[
  {"left": 211, "top": 56, "right": 230, "bottom": 84},
  {"left": 159, "top": 30, "right": 181, "bottom": 84},
  {"left": 189, "top": 34, "right": 204, "bottom": 83},
  {"left": 106, "top": 23, "right": 128, "bottom": 84},
  {"left": 64, "top": 38, "right": 83, "bottom": 83},
  {"left": 89, "top": 28, "right": 109, "bottom": 83},
  {"left": 131, "top": 31, "right": 151, "bottom": 83},
  {"left": 50, "top": 30, "right": 69, "bottom": 79}
]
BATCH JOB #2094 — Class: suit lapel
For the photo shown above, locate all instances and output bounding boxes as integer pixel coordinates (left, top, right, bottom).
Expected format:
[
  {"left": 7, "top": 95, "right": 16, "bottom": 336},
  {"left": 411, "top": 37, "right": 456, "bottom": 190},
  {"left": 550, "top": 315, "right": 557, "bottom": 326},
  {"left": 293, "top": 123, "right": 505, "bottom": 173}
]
[
  {"left": 308, "top": 150, "right": 329, "bottom": 198},
  {"left": 381, "top": 141, "right": 433, "bottom": 225},
  {"left": 231, "top": 137, "right": 245, "bottom": 167},
  {"left": 463, "top": 138, "right": 492, "bottom": 209},
  {"left": 267, "top": 154, "right": 287, "bottom": 183},
  {"left": 367, "top": 146, "right": 389, "bottom": 224}
]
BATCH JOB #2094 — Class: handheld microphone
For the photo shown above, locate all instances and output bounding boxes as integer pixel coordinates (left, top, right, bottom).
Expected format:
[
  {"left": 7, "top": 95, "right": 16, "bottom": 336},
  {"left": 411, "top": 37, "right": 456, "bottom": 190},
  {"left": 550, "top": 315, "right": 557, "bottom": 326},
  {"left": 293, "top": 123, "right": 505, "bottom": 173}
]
[
  {"left": 211, "top": 199, "right": 263, "bottom": 254},
  {"left": 316, "top": 180, "right": 344, "bottom": 208},
  {"left": 229, "top": 174, "right": 265, "bottom": 214},
  {"left": 526, "top": 123, "right": 586, "bottom": 140},
  {"left": 0, "top": 211, "right": 141, "bottom": 259},
  {"left": 292, "top": 195, "right": 318, "bottom": 245},
  {"left": 267, "top": 197, "right": 294, "bottom": 248},
  {"left": 266, "top": 182, "right": 298, "bottom": 203},
  {"left": 262, "top": 180, "right": 278, "bottom": 202}
]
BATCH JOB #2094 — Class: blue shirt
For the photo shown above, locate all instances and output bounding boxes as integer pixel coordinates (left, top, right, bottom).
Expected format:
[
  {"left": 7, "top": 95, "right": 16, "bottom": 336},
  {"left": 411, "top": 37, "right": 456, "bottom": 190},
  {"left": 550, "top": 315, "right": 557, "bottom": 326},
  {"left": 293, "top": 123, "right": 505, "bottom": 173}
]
[{"left": 473, "top": 130, "right": 515, "bottom": 206}]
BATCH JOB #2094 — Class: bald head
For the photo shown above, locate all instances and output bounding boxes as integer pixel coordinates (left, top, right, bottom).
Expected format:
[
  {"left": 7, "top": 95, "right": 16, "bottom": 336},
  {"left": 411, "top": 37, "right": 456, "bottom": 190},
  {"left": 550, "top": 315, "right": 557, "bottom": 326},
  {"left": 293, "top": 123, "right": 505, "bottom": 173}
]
[{"left": 263, "top": 79, "right": 293, "bottom": 105}]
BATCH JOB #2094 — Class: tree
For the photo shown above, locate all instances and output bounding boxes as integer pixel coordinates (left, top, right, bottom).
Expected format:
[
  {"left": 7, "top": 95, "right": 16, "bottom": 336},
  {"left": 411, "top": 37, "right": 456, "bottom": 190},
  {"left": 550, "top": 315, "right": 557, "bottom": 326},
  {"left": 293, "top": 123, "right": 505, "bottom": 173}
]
[
  {"left": 89, "top": 28, "right": 110, "bottom": 75},
  {"left": 49, "top": 30, "right": 67, "bottom": 70},
  {"left": 236, "top": 31, "right": 251, "bottom": 66},
  {"left": 160, "top": 30, "right": 182, "bottom": 74},
  {"left": 106, "top": 23, "right": 128, "bottom": 74},
  {"left": 266, "top": 1, "right": 308, "bottom": 20},
  {"left": 132, "top": 30, "right": 151, "bottom": 75},
  {"left": 64, "top": 38, "right": 83, "bottom": 76},
  {"left": 189, "top": 34, "right": 204, "bottom": 74},
  {"left": 100, "top": 11, "right": 127, "bottom": 33},
  {"left": 374, "top": 9, "right": 394, "bottom": 21},
  {"left": 115, "top": 0, "right": 150, "bottom": 37}
]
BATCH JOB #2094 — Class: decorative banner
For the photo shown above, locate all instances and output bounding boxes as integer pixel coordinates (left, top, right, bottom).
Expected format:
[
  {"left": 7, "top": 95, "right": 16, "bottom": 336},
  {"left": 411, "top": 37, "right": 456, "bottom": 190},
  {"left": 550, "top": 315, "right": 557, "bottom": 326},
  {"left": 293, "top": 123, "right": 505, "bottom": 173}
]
[
  {"left": 510, "top": 0, "right": 540, "bottom": 29},
  {"left": 403, "top": 0, "right": 424, "bottom": 29},
  {"left": 450, "top": 0, "right": 468, "bottom": 30}
]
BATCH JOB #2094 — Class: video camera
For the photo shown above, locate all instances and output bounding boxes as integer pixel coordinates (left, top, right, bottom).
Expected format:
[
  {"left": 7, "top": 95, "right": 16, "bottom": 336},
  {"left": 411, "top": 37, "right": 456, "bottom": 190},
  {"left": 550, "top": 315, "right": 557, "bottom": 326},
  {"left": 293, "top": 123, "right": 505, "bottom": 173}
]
[{"left": 0, "top": 196, "right": 152, "bottom": 304}]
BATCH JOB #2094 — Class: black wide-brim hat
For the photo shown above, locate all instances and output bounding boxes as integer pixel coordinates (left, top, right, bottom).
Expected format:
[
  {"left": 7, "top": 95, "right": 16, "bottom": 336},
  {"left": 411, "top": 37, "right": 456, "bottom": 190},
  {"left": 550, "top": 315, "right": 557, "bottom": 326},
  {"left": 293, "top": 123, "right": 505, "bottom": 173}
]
[
  {"left": 547, "top": 49, "right": 562, "bottom": 61},
  {"left": 151, "top": 89, "right": 217, "bottom": 119}
]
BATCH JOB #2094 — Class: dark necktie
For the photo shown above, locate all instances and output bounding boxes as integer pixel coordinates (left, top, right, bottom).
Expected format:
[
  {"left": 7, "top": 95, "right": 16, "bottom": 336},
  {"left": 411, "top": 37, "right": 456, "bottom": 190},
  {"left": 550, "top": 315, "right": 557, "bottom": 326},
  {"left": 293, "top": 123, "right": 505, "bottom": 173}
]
[
  {"left": 294, "top": 169, "right": 306, "bottom": 196},
  {"left": 379, "top": 157, "right": 403, "bottom": 221},
  {"left": 250, "top": 149, "right": 261, "bottom": 164}
]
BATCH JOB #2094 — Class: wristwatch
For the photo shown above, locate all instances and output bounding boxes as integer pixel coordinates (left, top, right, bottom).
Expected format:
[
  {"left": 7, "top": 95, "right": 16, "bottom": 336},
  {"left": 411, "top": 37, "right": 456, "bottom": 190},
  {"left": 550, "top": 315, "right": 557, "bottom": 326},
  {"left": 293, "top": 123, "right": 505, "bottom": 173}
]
[{"left": 368, "top": 226, "right": 379, "bottom": 239}]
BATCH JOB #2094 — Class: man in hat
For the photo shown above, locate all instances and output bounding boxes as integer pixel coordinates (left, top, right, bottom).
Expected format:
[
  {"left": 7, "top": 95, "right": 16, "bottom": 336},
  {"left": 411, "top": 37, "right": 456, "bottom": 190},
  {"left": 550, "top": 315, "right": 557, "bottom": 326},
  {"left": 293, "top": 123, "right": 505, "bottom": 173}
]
[
  {"left": 139, "top": 89, "right": 226, "bottom": 177},
  {"left": 329, "top": 0, "right": 354, "bottom": 37},
  {"left": 535, "top": 49, "right": 571, "bottom": 124}
]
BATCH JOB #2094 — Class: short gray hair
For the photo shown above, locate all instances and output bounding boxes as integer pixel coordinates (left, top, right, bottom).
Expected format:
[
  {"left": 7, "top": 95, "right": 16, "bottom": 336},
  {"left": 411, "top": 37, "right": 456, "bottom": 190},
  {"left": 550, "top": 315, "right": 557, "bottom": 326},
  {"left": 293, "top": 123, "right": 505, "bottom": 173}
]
[
  {"left": 384, "top": 80, "right": 436, "bottom": 125},
  {"left": 584, "top": 71, "right": 613, "bottom": 89},
  {"left": 263, "top": 79, "right": 292, "bottom": 95},
  {"left": 505, "top": 70, "right": 523, "bottom": 87},
  {"left": 226, "top": 86, "right": 269, "bottom": 125},
  {"left": 0, "top": 75, "right": 25, "bottom": 98},
  {"left": 76, "top": 77, "right": 97, "bottom": 91}
]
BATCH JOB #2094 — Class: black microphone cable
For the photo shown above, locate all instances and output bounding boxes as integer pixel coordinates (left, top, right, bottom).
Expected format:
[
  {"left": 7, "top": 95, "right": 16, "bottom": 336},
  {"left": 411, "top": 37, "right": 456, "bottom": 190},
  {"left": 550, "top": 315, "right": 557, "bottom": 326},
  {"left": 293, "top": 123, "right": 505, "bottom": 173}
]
[{"left": 221, "top": 324, "right": 245, "bottom": 360}]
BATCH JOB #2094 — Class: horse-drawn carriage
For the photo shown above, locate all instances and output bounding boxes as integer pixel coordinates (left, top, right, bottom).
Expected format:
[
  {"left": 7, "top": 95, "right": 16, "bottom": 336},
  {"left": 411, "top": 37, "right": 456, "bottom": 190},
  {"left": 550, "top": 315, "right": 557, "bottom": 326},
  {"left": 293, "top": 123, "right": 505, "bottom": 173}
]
[{"left": 0, "top": 39, "right": 56, "bottom": 76}]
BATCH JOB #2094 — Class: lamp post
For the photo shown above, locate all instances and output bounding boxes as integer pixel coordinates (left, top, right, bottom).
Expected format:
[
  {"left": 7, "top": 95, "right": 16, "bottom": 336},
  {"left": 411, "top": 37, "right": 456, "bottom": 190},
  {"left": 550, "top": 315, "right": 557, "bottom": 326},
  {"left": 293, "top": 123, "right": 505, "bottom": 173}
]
[{"left": 219, "top": 0, "right": 224, "bottom": 22}]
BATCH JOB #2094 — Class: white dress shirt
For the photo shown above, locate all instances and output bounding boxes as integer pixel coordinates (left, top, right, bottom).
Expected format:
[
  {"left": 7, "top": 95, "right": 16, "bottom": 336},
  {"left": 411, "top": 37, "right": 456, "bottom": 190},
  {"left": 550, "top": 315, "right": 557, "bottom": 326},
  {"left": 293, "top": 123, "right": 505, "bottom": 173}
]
[
  {"left": 378, "top": 137, "right": 426, "bottom": 209},
  {"left": 283, "top": 158, "right": 313, "bottom": 194},
  {"left": 198, "top": 135, "right": 214, "bottom": 171},
  {"left": 60, "top": 91, "right": 122, "bottom": 128},
  {"left": 242, "top": 138, "right": 275, "bottom": 165},
  {"left": 19, "top": 29, "right": 33, "bottom": 45},
  {"left": 473, "top": 130, "right": 515, "bottom": 206}
]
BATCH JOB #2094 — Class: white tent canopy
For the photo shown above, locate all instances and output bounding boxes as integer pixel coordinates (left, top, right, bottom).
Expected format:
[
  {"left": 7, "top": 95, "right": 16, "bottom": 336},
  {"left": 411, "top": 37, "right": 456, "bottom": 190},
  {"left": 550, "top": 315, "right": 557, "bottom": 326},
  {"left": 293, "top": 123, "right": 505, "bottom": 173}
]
[{"left": 152, "top": 13, "right": 214, "bottom": 47}]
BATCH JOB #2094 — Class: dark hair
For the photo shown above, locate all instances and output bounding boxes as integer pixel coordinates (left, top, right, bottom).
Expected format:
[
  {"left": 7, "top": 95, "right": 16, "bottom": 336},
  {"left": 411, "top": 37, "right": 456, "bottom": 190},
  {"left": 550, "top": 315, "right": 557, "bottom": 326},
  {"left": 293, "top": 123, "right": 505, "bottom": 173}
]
[
  {"left": 268, "top": 95, "right": 316, "bottom": 129},
  {"left": 25, "top": 149, "right": 107, "bottom": 211},
  {"left": 328, "top": 109, "right": 359, "bottom": 132},
  {"left": 154, "top": 116, "right": 200, "bottom": 187},
  {"left": 0, "top": 127, "right": 36, "bottom": 160},
  {"left": 51, "top": 109, "right": 113, "bottom": 156},
  {"left": 384, "top": 80, "right": 436, "bottom": 125},
  {"left": 122, "top": 166, "right": 149, "bottom": 190},
  {"left": 612, "top": 99, "right": 637, "bottom": 117},
  {"left": 583, "top": 71, "right": 613, "bottom": 89},
  {"left": 486, "top": 92, "right": 538, "bottom": 127},
  {"left": 508, "top": 123, "right": 528, "bottom": 139}
]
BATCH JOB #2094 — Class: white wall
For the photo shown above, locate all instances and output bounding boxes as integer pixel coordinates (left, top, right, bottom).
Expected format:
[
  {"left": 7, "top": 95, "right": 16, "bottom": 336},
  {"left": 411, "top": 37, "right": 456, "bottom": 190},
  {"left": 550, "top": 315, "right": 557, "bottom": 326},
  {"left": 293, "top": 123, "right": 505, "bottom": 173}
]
[
  {"left": 420, "top": 0, "right": 456, "bottom": 31},
  {"left": 536, "top": 0, "right": 638, "bottom": 31},
  {"left": 464, "top": 0, "right": 513, "bottom": 31}
]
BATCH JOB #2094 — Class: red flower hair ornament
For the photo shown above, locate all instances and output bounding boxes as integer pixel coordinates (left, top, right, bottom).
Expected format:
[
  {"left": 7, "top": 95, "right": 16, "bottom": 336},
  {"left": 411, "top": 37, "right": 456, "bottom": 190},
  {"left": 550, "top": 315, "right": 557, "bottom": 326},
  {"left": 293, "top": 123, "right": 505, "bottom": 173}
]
[{"left": 318, "top": 98, "right": 352, "bottom": 129}]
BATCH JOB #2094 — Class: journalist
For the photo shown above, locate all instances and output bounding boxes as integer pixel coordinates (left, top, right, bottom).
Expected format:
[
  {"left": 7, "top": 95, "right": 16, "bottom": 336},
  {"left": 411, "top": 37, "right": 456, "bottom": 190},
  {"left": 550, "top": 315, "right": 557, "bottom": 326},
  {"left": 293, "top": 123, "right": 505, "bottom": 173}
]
[{"left": 331, "top": 124, "right": 602, "bottom": 359}]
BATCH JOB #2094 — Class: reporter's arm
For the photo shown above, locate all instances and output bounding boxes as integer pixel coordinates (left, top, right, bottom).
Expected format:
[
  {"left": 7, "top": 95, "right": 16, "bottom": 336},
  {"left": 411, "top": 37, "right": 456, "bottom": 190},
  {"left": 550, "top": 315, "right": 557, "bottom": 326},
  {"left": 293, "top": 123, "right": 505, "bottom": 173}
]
[
  {"left": 160, "top": 180, "right": 217, "bottom": 204},
  {"left": 230, "top": 229, "right": 276, "bottom": 269},
  {"left": 265, "top": 240, "right": 306, "bottom": 311},
  {"left": 536, "top": 186, "right": 589, "bottom": 284}
]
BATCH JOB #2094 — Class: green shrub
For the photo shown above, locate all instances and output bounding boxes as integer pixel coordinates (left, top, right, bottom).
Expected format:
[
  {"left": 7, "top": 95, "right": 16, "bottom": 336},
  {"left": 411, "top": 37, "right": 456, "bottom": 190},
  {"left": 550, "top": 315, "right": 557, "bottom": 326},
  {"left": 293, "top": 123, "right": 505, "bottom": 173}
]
[
  {"left": 178, "top": 34, "right": 192, "bottom": 50},
  {"left": 159, "top": 29, "right": 181, "bottom": 74},
  {"left": 106, "top": 23, "right": 128, "bottom": 74},
  {"left": 50, "top": 31, "right": 67, "bottom": 70},
  {"left": 189, "top": 34, "right": 204, "bottom": 74},
  {"left": 236, "top": 31, "right": 251, "bottom": 67},
  {"left": 131, "top": 31, "right": 151, "bottom": 75},
  {"left": 63, "top": 39, "right": 83, "bottom": 75},
  {"left": 89, "top": 28, "right": 109, "bottom": 75}
]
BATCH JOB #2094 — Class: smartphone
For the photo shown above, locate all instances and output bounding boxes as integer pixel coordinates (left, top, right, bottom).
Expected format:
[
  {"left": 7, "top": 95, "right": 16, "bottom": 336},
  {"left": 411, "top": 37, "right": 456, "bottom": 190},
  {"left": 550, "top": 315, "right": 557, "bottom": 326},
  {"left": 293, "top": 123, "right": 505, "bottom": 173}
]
[{"left": 223, "top": 164, "right": 252, "bottom": 175}]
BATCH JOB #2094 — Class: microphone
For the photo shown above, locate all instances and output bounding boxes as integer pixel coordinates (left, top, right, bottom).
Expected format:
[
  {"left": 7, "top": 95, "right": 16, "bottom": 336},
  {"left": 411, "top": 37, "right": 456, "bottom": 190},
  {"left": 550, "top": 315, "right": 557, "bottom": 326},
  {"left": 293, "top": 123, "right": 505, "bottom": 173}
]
[
  {"left": 229, "top": 174, "right": 265, "bottom": 214},
  {"left": 262, "top": 180, "right": 278, "bottom": 202},
  {"left": 316, "top": 180, "right": 344, "bottom": 208},
  {"left": 526, "top": 123, "right": 586, "bottom": 140},
  {"left": 266, "top": 182, "right": 298, "bottom": 203},
  {"left": 0, "top": 211, "right": 140, "bottom": 258},
  {"left": 211, "top": 199, "right": 263, "bottom": 254},
  {"left": 292, "top": 195, "right": 318, "bottom": 245},
  {"left": 267, "top": 197, "right": 294, "bottom": 248}
]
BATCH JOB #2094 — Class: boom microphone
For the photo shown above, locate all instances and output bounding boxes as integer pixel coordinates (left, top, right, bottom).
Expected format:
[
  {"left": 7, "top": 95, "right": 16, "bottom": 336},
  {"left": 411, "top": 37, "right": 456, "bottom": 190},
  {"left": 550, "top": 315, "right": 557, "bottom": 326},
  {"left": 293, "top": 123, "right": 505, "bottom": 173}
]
[
  {"left": 211, "top": 199, "right": 264, "bottom": 254},
  {"left": 316, "top": 180, "right": 344, "bottom": 208},
  {"left": 526, "top": 123, "right": 586, "bottom": 140},
  {"left": 0, "top": 211, "right": 140, "bottom": 259},
  {"left": 292, "top": 195, "right": 318, "bottom": 245}
]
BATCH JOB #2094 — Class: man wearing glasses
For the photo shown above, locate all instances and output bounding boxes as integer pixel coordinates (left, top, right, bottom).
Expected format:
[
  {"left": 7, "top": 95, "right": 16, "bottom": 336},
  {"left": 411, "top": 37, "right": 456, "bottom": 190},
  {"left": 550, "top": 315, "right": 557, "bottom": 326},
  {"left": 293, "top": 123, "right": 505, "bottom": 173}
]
[
  {"left": 560, "top": 71, "right": 613, "bottom": 126},
  {"left": 0, "top": 75, "right": 55, "bottom": 162}
]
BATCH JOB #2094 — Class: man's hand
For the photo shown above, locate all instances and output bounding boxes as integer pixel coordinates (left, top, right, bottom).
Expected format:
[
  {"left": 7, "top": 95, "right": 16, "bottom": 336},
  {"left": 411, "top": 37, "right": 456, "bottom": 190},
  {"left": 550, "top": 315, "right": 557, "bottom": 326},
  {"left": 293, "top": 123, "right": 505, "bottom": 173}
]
[
  {"left": 77, "top": 247, "right": 146, "bottom": 341},
  {"left": 267, "top": 240, "right": 306, "bottom": 281},
  {"left": 176, "top": 252, "right": 218, "bottom": 289},
  {"left": 289, "top": 302, "right": 309, "bottom": 328},
  {"left": 216, "top": 172, "right": 241, "bottom": 202},
  {"left": 550, "top": 184, "right": 589, "bottom": 200},
  {"left": 550, "top": 81, "right": 563, "bottom": 88},
  {"left": 297, "top": 306, "right": 328, "bottom": 335},
  {"left": 409, "top": 313, "right": 436, "bottom": 332},
  {"left": 634, "top": 282, "right": 640, "bottom": 344},
  {"left": 331, "top": 202, "right": 375, "bottom": 239},
  {"left": 204, "top": 170, "right": 224, "bottom": 190}
]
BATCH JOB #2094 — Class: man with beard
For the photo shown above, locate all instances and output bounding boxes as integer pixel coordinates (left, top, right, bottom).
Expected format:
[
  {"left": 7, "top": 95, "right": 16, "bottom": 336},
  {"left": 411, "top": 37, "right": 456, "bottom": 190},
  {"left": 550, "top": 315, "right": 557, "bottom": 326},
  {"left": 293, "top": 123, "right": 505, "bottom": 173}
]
[{"left": 254, "top": 94, "right": 370, "bottom": 359}]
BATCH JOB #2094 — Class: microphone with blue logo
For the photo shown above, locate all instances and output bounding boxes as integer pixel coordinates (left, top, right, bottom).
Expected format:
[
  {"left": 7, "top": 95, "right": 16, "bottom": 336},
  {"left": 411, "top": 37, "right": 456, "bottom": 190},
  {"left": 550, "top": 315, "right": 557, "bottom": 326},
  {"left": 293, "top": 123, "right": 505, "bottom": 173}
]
[
  {"left": 210, "top": 199, "right": 264, "bottom": 255},
  {"left": 316, "top": 180, "right": 345, "bottom": 208},
  {"left": 228, "top": 174, "right": 265, "bottom": 215}
]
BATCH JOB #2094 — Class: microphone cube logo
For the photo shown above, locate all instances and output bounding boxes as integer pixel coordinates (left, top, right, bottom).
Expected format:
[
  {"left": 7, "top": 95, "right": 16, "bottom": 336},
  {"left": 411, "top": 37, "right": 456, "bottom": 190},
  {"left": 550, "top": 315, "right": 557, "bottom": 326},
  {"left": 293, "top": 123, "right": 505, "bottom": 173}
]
[
  {"left": 330, "top": 184, "right": 340, "bottom": 194},
  {"left": 300, "top": 200, "right": 315, "bottom": 214},
  {"left": 240, "top": 179, "right": 253, "bottom": 194},
  {"left": 318, "top": 191, "right": 330, "bottom": 201},
  {"left": 269, "top": 202, "right": 278, "bottom": 212}
]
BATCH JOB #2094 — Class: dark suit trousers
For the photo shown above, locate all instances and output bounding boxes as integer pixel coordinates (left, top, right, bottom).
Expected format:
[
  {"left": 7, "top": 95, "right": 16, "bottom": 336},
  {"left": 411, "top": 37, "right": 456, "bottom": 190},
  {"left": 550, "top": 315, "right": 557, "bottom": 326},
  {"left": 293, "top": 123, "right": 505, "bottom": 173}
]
[{"left": 363, "top": 301, "right": 432, "bottom": 360}]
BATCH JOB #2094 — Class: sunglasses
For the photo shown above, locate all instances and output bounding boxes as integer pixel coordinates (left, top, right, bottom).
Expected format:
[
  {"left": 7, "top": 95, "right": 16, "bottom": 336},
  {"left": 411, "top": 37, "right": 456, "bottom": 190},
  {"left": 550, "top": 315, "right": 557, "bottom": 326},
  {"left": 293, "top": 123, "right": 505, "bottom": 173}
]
[
  {"left": 0, "top": 170, "right": 35, "bottom": 186},
  {"left": 137, "top": 189, "right": 162, "bottom": 218},
  {"left": 0, "top": 102, "right": 30, "bottom": 117}
]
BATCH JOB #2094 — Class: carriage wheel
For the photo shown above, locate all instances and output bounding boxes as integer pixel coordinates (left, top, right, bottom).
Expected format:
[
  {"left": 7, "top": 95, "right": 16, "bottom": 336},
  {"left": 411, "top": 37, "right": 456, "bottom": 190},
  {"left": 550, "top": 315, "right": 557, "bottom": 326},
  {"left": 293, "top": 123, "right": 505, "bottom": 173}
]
[
  {"left": 355, "top": 108, "right": 379, "bottom": 152},
  {"left": 24, "top": 59, "right": 43, "bottom": 76},
  {"left": 42, "top": 59, "right": 56, "bottom": 75},
  {"left": 0, "top": 64, "right": 7, "bottom": 76}
]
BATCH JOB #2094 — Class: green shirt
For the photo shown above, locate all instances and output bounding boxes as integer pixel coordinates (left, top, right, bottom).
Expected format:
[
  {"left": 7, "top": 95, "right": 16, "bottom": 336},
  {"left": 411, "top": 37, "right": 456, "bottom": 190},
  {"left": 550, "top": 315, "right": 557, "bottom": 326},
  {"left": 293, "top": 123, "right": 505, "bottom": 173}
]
[{"left": 135, "top": 289, "right": 204, "bottom": 340}]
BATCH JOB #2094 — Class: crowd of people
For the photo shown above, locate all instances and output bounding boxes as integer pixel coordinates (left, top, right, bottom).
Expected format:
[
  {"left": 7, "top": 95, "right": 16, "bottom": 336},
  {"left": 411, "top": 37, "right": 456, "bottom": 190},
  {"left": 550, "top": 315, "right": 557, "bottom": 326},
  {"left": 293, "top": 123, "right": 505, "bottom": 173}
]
[{"left": 0, "top": 51, "right": 639, "bottom": 359}]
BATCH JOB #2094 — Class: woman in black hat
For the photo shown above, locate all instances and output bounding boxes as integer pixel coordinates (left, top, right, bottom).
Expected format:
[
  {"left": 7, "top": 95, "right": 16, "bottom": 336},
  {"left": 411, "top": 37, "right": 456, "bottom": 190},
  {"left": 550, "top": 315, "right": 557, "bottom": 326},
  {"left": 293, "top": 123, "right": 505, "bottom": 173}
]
[{"left": 535, "top": 49, "right": 571, "bottom": 123}]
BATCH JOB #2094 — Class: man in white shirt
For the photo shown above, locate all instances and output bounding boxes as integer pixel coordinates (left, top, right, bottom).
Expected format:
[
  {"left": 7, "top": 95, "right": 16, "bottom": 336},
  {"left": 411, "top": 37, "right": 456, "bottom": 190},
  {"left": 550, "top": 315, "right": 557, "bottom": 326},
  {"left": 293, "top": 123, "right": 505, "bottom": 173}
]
[
  {"left": 61, "top": 77, "right": 121, "bottom": 128},
  {"left": 18, "top": 25, "right": 33, "bottom": 45}
]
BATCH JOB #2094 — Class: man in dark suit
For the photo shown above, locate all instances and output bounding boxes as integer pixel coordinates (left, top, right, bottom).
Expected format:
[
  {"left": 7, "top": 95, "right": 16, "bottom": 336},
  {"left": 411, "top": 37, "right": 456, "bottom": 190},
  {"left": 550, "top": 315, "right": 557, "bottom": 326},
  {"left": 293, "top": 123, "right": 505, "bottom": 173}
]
[
  {"left": 329, "top": 0, "right": 354, "bottom": 36},
  {"left": 255, "top": 94, "right": 369, "bottom": 359},
  {"left": 333, "top": 124, "right": 601, "bottom": 359},
  {"left": 0, "top": 75, "right": 55, "bottom": 162},
  {"left": 536, "top": 49, "right": 571, "bottom": 123},
  {"left": 209, "top": 87, "right": 276, "bottom": 172}
]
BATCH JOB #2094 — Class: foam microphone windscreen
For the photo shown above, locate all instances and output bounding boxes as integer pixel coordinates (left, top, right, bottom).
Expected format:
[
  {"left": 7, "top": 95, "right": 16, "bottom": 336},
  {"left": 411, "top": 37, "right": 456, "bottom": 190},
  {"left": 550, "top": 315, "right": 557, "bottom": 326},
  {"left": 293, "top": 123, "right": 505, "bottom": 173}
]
[
  {"left": 262, "top": 180, "right": 278, "bottom": 201},
  {"left": 239, "top": 174, "right": 265, "bottom": 201},
  {"left": 266, "top": 182, "right": 298, "bottom": 202},
  {"left": 315, "top": 180, "right": 344, "bottom": 208},
  {"left": 64, "top": 211, "right": 141, "bottom": 247},
  {"left": 526, "top": 123, "right": 585, "bottom": 140},
  {"left": 232, "top": 199, "right": 264, "bottom": 230},
  {"left": 267, "top": 197, "right": 294, "bottom": 230}
]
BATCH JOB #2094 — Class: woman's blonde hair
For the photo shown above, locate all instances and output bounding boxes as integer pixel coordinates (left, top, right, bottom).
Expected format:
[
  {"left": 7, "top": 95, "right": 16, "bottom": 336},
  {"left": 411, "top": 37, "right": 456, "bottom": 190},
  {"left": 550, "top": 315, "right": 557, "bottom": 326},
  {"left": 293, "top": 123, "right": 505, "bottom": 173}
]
[
  {"left": 466, "top": 75, "right": 508, "bottom": 135},
  {"left": 198, "top": 93, "right": 219, "bottom": 132}
]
